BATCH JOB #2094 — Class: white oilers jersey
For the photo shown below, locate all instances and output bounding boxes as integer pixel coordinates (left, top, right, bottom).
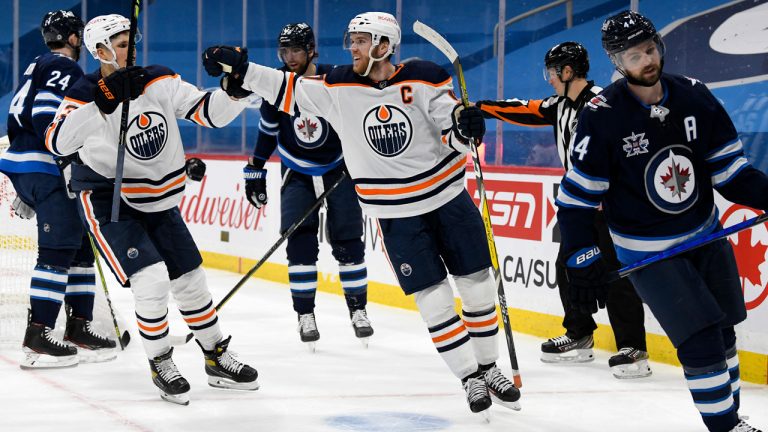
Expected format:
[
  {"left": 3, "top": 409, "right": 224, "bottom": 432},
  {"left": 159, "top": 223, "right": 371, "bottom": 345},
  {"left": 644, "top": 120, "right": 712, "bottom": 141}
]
[
  {"left": 242, "top": 60, "right": 469, "bottom": 218},
  {"left": 45, "top": 65, "right": 247, "bottom": 212}
]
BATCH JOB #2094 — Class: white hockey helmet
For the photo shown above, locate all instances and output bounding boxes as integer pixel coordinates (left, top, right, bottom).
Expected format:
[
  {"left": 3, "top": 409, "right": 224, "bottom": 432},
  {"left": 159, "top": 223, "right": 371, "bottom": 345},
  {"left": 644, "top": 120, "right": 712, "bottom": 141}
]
[
  {"left": 84, "top": 14, "right": 141, "bottom": 68},
  {"left": 343, "top": 12, "right": 400, "bottom": 76}
]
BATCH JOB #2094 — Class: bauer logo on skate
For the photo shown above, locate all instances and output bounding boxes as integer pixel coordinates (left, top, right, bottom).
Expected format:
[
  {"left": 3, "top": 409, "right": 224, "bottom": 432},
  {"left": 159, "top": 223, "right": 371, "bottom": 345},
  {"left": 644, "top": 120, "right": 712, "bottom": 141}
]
[
  {"left": 645, "top": 145, "right": 698, "bottom": 214},
  {"left": 721, "top": 204, "right": 768, "bottom": 311},
  {"left": 126, "top": 111, "right": 168, "bottom": 160},
  {"left": 467, "top": 179, "right": 543, "bottom": 241},
  {"left": 363, "top": 104, "right": 412, "bottom": 157}
]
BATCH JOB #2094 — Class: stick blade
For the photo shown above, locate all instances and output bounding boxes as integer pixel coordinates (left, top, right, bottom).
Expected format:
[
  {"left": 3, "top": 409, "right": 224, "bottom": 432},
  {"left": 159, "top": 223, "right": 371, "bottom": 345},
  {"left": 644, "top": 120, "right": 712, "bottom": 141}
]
[{"left": 412, "top": 21, "right": 459, "bottom": 63}]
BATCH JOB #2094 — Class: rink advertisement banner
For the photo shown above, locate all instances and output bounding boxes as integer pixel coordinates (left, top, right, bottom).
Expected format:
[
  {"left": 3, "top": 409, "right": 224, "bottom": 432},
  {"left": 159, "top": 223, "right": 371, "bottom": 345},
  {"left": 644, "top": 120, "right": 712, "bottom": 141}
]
[{"left": 180, "top": 157, "right": 768, "bottom": 359}]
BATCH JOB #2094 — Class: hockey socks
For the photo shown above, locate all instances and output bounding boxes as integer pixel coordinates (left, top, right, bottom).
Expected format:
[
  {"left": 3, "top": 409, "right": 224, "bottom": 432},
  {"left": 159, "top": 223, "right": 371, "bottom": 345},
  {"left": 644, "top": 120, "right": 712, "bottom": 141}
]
[
  {"left": 288, "top": 264, "right": 317, "bottom": 314},
  {"left": 64, "top": 266, "right": 96, "bottom": 321},
  {"left": 463, "top": 306, "right": 499, "bottom": 365},
  {"left": 29, "top": 264, "right": 68, "bottom": 328},
  {"left": 340, "top": 262, "right": 368, "bottom": 309}
]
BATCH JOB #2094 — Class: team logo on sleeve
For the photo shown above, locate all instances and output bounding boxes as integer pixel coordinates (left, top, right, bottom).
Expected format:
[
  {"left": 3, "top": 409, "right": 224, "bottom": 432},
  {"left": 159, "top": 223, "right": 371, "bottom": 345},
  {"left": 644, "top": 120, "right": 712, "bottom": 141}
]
[
  {"left": 126, "top": 111, "right": 168, "bottom": 160},
  {"left": 363, "top": 104, "right": 413, "bottom": 157},
  {"left": 645, "top": 145, "right": 698, "bottom": 214},
  {"left": 292, "top": 113, "right": 328, "bottom": 149},
  {"left": 586, "top": 95, "right": 611, "bottom": 110}
]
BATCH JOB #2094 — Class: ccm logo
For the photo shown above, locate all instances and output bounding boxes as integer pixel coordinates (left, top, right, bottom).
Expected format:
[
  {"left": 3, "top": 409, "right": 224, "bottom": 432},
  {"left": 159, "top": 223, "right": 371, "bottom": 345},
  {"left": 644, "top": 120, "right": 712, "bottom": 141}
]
[
  {"left": 468, "top": 179, "right": 543, "bottom": 241},
  {"left": 98, "top": 79, "right": 114, "bottom": 100}
]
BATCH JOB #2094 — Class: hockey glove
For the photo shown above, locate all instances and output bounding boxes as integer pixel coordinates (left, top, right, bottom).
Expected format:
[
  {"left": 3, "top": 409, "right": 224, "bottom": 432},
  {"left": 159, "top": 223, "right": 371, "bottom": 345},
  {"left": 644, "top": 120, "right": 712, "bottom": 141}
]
[
  {"left": 203, "top": 46, "right": 249, "bottom": 78},
  {"left": 565, "top": 246, "right": 609, "bottom": 315},
  {"left": 54, "top": 155, "right": 78, "bottom": 199},
  {"left": 94, "top": 66, "right": 149, "bottom": 115},
  {"left": 12, "top": 196, "right": 35, "bottom": 219},
  {"left": 244, "top": 164, "right": 268, "bottom": 208},
  {"left": 452, "top": 104, "right": 486, "bottom": 142},
  {"left": 185, "top": 157, "right": 206, "bottom": 181},
  {"left": 221, "top": 75, "right": 253, "bottom": 99}
]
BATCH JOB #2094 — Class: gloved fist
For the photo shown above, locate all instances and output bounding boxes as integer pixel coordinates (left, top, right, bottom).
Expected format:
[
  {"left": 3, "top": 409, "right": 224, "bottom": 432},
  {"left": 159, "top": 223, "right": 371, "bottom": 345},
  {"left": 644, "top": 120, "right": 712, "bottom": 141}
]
[
  {"left": 221, "top": 75, "right": 252, "bottom": 99},
  {"left": 565, "top": 246, "right": 609, "bottom": 315},
  {"left": 54, "top": 154, "right": 78, "bottom": 199},
  {"left": 94, "top": 66, "right": 149, "bottom": 114},
  {"left": 203, "top": 46, "right": 249, "bottom": 78},
  {"left": 12, "top": 196, "right": 35, "bottom": 219},
  {"left": 452, "top": 104, "right": 486, "bottom": 142},
  {"left": 243, "top": 164, "right": 267, "bottom": 208},
  {"left": 185, "top": 157, "right": 206, "bottom": 181}
]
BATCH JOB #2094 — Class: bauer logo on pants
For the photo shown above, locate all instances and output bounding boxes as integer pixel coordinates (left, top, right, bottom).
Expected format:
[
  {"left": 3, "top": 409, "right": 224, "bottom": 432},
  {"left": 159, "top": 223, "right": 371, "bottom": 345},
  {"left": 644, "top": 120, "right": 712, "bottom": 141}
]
[
  {"left": 363, "top": 104, "right": 413, "bottom": 157},
  {"left": 127, "top": 111, "right": 169, "bottom": 160}
]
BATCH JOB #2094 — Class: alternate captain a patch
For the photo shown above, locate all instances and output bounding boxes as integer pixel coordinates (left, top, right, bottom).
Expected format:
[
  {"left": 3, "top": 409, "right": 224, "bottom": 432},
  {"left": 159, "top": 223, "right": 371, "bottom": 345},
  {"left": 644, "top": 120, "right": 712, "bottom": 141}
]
[
  {"left": 363, "top": 104, "right": 413, "bottom": 157},
  {"left": 127, "top": 111, "right": 168, "bottom": 160},
  {"left": 645, "top": 145, "right": 698, "bottom": 214}
]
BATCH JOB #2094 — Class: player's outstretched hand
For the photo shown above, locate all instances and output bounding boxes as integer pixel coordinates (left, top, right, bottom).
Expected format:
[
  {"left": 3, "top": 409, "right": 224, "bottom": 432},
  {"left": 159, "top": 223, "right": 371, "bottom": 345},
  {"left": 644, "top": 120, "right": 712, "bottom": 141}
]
[
  {"left": 565, "top": 246, "right": 609, "bottom": 315},
  {"left": 185, "top": 157, "right": 206, "bottom": 181},
  {"left": 221, "top": 75, "right": 253, "bottom": 99},
  {"left": 12, "top": 196, "right": 35, "bottom": 219},
  {"left": 452, "top": 104, "right": 486, "bottom": 142},
  {"left": 94, "top": 66, "right": 149, "bottom": 114},
  {"left": 243, "top": 164, "right": 268, "bottom": 208},
  {"left": 203, "top": 46, "right": 249, "bottom": 78}
]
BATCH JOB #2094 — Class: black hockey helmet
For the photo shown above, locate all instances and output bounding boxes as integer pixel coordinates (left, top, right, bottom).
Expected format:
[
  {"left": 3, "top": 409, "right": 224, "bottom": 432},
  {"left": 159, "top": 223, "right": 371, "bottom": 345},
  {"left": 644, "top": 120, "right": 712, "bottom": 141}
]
[
  {"left": 544, "top": 41, "right": 589, "bottom": 80},
  {"left": 277, "top": 22, "right": 317, "bottom": 62},
  {"left": 41, "top": 10, "right": 84, "bottom": 46},
  {"left": 601, "top": 10, "right": 664, "bottom": 56}
]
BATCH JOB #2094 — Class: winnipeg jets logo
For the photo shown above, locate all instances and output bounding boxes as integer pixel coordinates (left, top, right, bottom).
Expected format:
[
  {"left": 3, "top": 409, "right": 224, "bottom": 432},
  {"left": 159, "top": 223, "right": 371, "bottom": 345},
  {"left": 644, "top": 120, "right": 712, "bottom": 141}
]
[
  {"left": 645, "top": 145, "right": 698, "bottom": 214},
  {"left": 126, "top": 111, "right": 168, "bottom": 160},
  {"left": 292, "top": 113, "right": 327, "bottom": 149},
  {"left": 586, "top": 95, "right": 611, "bottom": 110},
  {"left": 622, "top": 132, "right": 649, "bottom": 157},
  {"left": 363, "top": 104, "right": 413, "bottom": 157}
]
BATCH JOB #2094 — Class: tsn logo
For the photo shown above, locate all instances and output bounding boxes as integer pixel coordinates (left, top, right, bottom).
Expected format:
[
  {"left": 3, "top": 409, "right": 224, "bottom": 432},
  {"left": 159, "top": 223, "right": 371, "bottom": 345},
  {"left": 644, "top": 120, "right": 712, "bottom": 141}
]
[{"left": 468, "top": 179, "right": 543, "bottom": 241}]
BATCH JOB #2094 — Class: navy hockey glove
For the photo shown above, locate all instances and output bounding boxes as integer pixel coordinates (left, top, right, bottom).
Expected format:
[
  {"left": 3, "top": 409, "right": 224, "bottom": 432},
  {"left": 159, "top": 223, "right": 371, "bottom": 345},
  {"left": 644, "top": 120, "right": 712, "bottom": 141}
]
[
  {"left": 94, "top": 66, "right": 149, "bottom": 114},
  {"left": 11, "top": 196, "right": 35, "bottom": 219},
  {"left": 185, "top": 157, "right": 206, "bottom": 182},
  {"left": 452, "top": 104, "right": 486, "bottom": 142},
  {"left": 221, "top": 75, "right": 252, "bottom": 99},
  {"left": 565, "top": 246, "right": 609, "bottom": 315},
  {"left": 203, "top": 46, "right": 249, "bottom": 78},
  {"left": 244, "top": 163, "right": 268, "bottom": 208}
]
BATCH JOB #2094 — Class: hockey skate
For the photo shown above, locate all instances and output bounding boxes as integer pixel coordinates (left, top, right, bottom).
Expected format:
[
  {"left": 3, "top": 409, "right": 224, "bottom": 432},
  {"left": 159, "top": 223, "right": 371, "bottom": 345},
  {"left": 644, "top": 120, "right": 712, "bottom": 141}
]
[
  {"left": 350, "top": 308, "right": 373, "bottom": 348},
  {"left": 608, "top": 347, "right": 652, "bottom": 379},
  {"left": 730, "top": 419, "right": 763, "bottom": 432},
  {"left": 540, "top": 334, "right": 594, "bottom": 363},
  {"left": 462, "top": 374, "right": 492, "bottom": 422},
  {"left": 481, "top": 363, "right": 521, "bottom": 411},
  {"left": 149, "top": 347, "right": 190, "bottom": 405},
  {"left": 199, "top": 336, "right": 259, "bottom": 391},
  {"left": 64, "top": 315, "right": 117, "bottom": 363},
  {"left": 298, "top": 312, "right": 320, "bottom": 352},
  {"left": 20, "top": 321, "right": 78, "bottom": 369}
]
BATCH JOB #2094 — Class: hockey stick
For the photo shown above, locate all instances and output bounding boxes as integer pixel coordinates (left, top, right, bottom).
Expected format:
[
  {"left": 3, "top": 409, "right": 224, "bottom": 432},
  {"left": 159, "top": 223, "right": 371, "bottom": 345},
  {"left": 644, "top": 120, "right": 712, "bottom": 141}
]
[
  {"left": 608, "top": 212, "right": 768, "bottom": 282},
  {"left": 87, "top": 233, "right": 131, "bottom": 349},
  {"left": 414, "top": 21, "right": 522, "bottom": 388},
  {"left": 178, "top": 171, "right": 349, "bottom": 344},
  {"left": 110, "top": 0, "right": 142, "bottom": 222}
]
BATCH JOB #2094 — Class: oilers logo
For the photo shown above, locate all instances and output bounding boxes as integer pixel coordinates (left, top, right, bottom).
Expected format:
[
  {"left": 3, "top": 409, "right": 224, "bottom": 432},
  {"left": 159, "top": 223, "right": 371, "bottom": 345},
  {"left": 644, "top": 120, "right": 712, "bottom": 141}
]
[
  {"left": 645, "top": 145, "right": 698, "bottom": 214},
  {"left": 363, "top": 104, "right": 412, "bottom": 157},
  {"left": 292, "top": 113, "right": 328, "bottom": 149},
  {"left": 126, "top": 111, "right": 168, "bottom": 160}
]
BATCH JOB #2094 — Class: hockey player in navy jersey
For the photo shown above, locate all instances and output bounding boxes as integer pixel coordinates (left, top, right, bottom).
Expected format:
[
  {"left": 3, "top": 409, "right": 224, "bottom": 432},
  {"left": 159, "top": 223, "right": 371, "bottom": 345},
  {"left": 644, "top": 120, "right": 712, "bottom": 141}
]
[
  {"left": 557, "top": 10, "right": 764, "bottom": 432},
  {"left": 0, "top": 10, "right": 117, "bottom": 369},
  {"left": 44, "top": 14, "right": 258, "bottom": 405},
  {"left": 203, "top": 11, "right": 520, "bottom": 417},
  {"left": 246, "top": 23, "right": 372, "bottom": 350},
  {"left": 475, "top": 42, "right": 649, "bottom": 379}
]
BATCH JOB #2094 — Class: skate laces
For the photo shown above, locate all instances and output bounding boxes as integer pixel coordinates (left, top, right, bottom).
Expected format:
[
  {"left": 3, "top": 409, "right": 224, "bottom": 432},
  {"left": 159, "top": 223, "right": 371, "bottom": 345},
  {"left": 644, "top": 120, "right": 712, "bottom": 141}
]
[
  {"left": 463, "top": 377, "right": 488, "bottom": 402},
  {"left": 155, "top": 356, "right": 183, "bottom": 383},
  {"left": 731, "top": 420, "right": 761, "bottom": 432},
  {"left": 617, "top": 347, "right": 647, "bottom": 359},
  {"left": 217, "top": 350, "right": 245, "bottom": 374},
  {"left": 85, "top": 321, "right": 110, "bottom": 341},
  {"left": 484, "top": 366, "right": 514, "bottom": 392},
  {"left": 351, "top": 309, "right": 371, "bottom": 328},
  {"left": 43, "top": 328, "right": 69, "bottom": 349},
  {"left": 549, "top": 335, "right": 574, "bottom": 346},
  {"left": 299, "top": 313, "right": 317, "bottom": 332}
]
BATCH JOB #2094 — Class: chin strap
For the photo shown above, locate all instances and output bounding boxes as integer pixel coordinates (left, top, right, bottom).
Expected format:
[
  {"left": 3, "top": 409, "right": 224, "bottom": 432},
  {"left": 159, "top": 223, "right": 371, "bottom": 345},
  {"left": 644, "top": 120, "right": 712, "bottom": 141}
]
[{"left": 359, "top": 44, "right": 390, "bottom": 77}]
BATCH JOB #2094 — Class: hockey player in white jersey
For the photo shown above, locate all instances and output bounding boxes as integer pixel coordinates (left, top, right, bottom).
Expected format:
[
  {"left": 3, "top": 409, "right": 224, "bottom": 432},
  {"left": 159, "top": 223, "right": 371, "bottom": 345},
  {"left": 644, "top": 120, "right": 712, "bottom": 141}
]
[
  {"left": 203, "top": 12, "right": 520, "bottom": 416},
  {"left": 44, "top": 14, "right": 258, "bottom": 405}
]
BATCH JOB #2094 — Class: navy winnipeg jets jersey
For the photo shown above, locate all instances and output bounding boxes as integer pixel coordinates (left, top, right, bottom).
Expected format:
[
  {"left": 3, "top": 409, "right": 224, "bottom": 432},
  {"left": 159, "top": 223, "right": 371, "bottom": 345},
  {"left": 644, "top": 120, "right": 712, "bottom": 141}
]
[
  {"left": 254, "top": 64, "right": 342, "bottom": 175},
  {"left": 0, "top": 52, "right": 82, "bottom": 176},
  {"left": 556, "top": 73, "right": 768, "bottom": 264}
]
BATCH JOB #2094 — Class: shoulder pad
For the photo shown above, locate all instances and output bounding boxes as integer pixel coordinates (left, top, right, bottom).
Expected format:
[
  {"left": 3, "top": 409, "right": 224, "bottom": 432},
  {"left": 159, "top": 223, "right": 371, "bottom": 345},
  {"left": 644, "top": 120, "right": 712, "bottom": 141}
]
[
  {"left": 392, "top": 60, "right": 451, "bottom": 85},
  {"left": 324, "top": 65, "right": 358, "bottom": 85},
  {"left": 65, "top": 72, "right": 99, "bottom": 103},
  {"left": 144, "top": 64, "right": 177, "bottom": 81}
]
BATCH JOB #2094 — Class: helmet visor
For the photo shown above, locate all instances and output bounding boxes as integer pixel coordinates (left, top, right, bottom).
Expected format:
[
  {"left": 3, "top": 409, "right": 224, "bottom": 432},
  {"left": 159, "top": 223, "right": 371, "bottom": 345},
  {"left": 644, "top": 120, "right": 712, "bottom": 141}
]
[{"left": 609, "top": 35, "right": 664, "bottom": 70}]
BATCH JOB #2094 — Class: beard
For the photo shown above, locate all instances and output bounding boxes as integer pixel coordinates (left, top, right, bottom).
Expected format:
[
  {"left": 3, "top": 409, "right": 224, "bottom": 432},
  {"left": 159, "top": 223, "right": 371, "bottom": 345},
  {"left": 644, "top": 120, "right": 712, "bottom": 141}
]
[{"left": 625, "top": 62, "right": 662, "bottom": 87}]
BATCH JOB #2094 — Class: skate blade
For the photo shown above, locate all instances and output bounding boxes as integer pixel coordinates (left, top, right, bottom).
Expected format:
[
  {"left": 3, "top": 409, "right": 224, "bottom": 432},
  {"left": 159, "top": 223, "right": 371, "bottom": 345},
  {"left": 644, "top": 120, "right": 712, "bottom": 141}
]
[
  {"left": 611, "top": 360, "right": 652, "bottom": 379},
  {"left": 20, "top": 351, "right": 79, "bottom": 369},
  {"left": 208, "top": 376, "right": 260, "bottom": 391},
  {"left": 160, "top": 391, "right": 190, "bottom": 406},
  {"left": 490, "top": 394, "right": 521, "bottom": 411},
  {"left": 305, "top": 341, "right": 316, "bottom": 353},
  {"left": 77, "top": 348, "right": 118, "bottom": 364},
  {"left": 358, "top": 337, "right": 370, "bottom": 349},
  {"left": 540, "top": 349, "right": 594, "bottom": 364},
  {"left": 478, "top": 409, "right": 491, "bottom": 423}
]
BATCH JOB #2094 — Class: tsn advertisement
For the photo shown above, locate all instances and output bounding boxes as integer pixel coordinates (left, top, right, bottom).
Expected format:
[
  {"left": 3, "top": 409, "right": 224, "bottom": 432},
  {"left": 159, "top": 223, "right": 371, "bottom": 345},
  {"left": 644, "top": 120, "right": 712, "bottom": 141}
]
[{"left": 181, "top": 158, "right": 768, "bottom": 356}]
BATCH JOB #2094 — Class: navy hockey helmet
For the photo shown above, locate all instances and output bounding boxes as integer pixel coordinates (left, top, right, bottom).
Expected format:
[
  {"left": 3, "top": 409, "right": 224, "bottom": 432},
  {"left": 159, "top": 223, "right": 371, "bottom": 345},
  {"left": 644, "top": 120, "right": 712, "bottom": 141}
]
[
  {"left": 601, "top": 10, "right": 665, "bottom": 57},
  {"left": 41, "top": 10, "right": 84, "bottom": 46},
  {"left": 544, "top": 41, "right": 589, "bottom": 80},
  {"left": 277, "top": 23, "right": 317, "bottom": 62}
]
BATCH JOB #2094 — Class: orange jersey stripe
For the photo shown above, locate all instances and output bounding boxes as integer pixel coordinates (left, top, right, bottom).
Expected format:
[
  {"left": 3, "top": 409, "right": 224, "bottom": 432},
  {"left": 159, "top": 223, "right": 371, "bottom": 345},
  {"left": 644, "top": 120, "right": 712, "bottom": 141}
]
[
  {"left": 44, "top": 122, "right": 58, "bottom": 153},
  {"left": 282, "top": 72, "right": 295, "bottom": 112},
  {"left": 142, "top": 74, "right": 178, "bottom": 94},
  {"left": 325, "top": 76, "right": 453, "bottom": 89},
  {"left": 121, "top": 174, "right": 186, "bottom": 195},
  {"left": 183, "top": 308, "right": 216, "bottom": 324},
  {"left": 355, "top": 158, "right": 465, "bottom": 197},
  {"left": 80, "top": 191, "right": 127, "bottom": 283},
  {"left": 432, "top": 324, "right": 467, "bottom": 343},
  {"left": 62, "top": 96, "right": 88, "bottom": 106},
  {"left": 137, "top": 320, "right": 169, "bottom": 332},
  {"left": 464, "top": 316, "right": 498, "bottom": 328}
]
